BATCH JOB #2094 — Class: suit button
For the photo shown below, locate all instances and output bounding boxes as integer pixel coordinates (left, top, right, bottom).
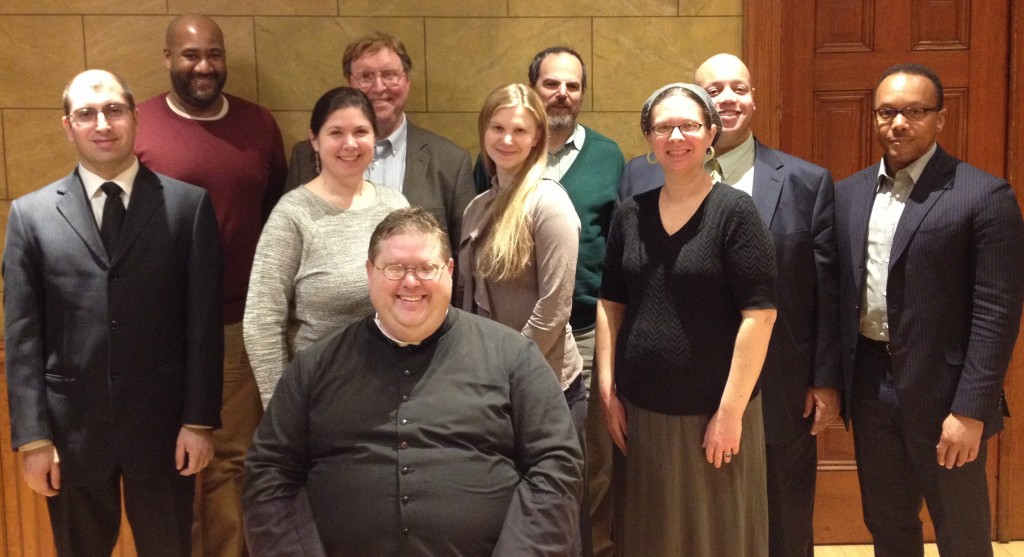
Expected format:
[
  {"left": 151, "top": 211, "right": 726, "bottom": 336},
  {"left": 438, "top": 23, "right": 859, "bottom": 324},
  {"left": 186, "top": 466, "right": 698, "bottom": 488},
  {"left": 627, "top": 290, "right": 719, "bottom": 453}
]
[
  {"left": 401, "top": 466, "right": 410, "bottom": 475},
  {"left": 399, "top": 441, "right": 408, "bottom": 450},
  {"left": 110, "top": 320, "right": 120, "bottom": 330},
  {"left": 401, "top": 528, "right": 410, "bottom": 536},
  {"left": 401, "top": 495, "right": 409, "bottom": 504}
]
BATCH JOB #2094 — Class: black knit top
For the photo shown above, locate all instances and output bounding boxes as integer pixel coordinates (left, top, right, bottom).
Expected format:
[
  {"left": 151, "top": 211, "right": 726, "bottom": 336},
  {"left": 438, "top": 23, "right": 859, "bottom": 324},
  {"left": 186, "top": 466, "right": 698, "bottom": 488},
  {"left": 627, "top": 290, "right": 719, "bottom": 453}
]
[{"left": 600, "top": 183, "right": 777, "bottom": 415}]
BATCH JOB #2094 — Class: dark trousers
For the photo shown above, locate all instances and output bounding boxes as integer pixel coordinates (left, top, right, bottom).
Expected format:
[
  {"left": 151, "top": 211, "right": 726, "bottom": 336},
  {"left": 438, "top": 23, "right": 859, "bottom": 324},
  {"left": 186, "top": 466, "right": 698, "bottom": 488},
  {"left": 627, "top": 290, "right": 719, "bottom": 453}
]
[
  {"left": 766, "top": 431, "right": 817, "bottom": 557},
  {"left": 852, "top": 336, "right": 992, "bottom": 557},
  {"left": 565, "top": 373, "right": 590, "bottom": 557},
  {"left": 46, "top": 465, "right": 195, "bottom": 557}
]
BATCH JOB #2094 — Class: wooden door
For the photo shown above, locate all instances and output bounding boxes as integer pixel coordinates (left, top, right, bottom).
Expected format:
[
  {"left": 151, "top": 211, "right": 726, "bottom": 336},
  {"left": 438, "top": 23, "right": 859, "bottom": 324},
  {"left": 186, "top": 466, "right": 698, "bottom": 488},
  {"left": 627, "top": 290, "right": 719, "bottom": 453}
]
[{"left": 769, "top": 0, "right": 1011, "bottom": 544}]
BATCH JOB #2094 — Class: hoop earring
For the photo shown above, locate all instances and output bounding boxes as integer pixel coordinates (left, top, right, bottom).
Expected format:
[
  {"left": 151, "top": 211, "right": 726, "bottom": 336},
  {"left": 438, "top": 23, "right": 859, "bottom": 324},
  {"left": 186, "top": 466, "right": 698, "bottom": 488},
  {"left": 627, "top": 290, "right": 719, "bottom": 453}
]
[
  {"left": 706, "top": 146, "right": 715, "bottom": 159},
  {"left": 646, "top": 151, "right": 657, "bottom": 164},
  {"left": 314, "top": 151, "right": 322, "bottom": 175}
]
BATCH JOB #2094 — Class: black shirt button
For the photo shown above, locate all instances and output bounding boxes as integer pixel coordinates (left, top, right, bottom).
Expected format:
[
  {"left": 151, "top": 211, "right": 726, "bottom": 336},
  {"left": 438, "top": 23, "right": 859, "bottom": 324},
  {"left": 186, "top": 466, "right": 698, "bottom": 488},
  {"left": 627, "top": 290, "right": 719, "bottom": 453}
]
[
  {"left": 403, "top": 369, "right": 412, "bottom": 377},
  {"left": 401, "top": 466, "right": 409, "bottom": 474},
  {"left": 402, "top": 528, "right": 410, "bottom": 536},
  {"left": 401, "top": 395, "right": 409, "bottom": 402},
  {"left": 399, "top": 441, "right": 408, "bottom": 450}
]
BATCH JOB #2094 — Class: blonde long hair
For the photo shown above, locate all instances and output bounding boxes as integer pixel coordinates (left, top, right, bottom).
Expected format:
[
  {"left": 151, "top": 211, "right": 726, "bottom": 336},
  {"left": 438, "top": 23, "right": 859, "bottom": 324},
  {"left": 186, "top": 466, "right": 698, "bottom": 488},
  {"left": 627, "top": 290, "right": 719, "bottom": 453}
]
[{"left": 476, "top": 84, "right": 549, "bottom": 281}]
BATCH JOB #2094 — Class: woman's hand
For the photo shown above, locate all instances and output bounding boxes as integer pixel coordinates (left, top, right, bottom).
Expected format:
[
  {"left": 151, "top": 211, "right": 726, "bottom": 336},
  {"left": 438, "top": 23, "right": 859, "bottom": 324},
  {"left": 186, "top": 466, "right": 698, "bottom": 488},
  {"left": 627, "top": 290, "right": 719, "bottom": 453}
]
[
  {"left": 703, "top": 408, "right": 742, "bottom": 468},
  {"left": 603, "top": 393, "right": 629, "bottom": 455}
]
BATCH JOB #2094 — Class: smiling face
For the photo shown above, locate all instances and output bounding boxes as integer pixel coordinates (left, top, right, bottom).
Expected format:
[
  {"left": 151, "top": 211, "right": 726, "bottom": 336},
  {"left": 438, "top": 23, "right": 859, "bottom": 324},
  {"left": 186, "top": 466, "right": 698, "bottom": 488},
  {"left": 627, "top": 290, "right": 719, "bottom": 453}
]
[
  {"left": 164, "top": 16, "right": 227, "bottom": 115},
  {"left": 310, "top": 106, "right": 376, "bottom": 184},
  {"left": 694, "top": 54, "right": 754, "bottom": 155},
  {"left": 62, "top": 71, "right": 138, "bottom": 179},
  {"left": 348, "top": 47, "right": 410, "bottom": 138},
  {"left": 484, "top": 106, "right": 541, "bottom": 178},
  {"left": 874, "top": 72, "right": 946, "bottom": 173},
  {"left": 646, "top": 93, "right": 715, "bottom": 175},
  {"left": 367, "top": 231, "right": 453, "bottom": 343}
]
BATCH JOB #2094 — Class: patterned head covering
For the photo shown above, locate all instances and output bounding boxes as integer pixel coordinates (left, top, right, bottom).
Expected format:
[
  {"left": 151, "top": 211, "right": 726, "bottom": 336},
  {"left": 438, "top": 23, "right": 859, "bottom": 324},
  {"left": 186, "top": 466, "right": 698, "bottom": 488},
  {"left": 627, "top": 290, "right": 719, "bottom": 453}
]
[{"left": 640, "top": 82, "right": 722, "bottom": 146}]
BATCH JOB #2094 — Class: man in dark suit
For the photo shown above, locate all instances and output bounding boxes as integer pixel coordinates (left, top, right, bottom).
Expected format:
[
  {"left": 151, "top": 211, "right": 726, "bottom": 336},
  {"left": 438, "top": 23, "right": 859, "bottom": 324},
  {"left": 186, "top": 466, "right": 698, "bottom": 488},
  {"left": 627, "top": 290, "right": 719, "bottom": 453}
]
[
  {"left": 618, "top": 53, "right": 841, "bottom": 557},
  {"left": 285, "top": 31, "right": 476, "bottom": 259},
  {"left": 3, "top": 69, "right": 223, "bottom": 556},
  {"left": 835, "top": 64, "right": 1024, "bottom": 557}
]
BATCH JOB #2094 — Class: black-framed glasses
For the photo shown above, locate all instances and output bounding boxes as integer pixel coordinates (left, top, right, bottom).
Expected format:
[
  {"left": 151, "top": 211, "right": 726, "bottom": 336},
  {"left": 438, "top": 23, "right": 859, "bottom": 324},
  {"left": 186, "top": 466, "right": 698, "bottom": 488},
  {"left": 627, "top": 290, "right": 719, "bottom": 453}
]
[
  {"left": 873, "top": 106, "right": 941, "bottom": 123},
  {"left": 68, "top": 103, "right": 131, "bottom": 126},
  {"left": 351, "top": 69, "right": 405, "bottom": 87},
  {"left": 650, "top": 121, "right": 703, "bottom": 135},
  {"left": 375, "top": 263, "right": 444, "bottom": 281}
]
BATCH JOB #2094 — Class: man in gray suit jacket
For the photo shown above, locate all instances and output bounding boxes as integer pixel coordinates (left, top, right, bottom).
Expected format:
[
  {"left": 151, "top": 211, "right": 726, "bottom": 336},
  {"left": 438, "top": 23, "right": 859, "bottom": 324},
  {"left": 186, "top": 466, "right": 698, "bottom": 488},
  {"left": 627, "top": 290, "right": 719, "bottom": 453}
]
[
  {"left": 3, "top": 70, "right": 223, "bottom": 556},
  {"left": 285, "top": 32, "right": 476, "bottom": 259},
  {"left": 618, "top": 54, "right": 841, "bottom": 557},
  {"left": 835, "top": 64, "right": 1024, "bottom": 557}
]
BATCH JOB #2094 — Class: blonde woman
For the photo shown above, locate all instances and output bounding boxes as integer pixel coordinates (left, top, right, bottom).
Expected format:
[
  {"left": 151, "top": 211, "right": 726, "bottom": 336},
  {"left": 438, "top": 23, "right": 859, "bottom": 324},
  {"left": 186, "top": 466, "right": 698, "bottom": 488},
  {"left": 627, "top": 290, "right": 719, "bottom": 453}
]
[{"left": 459, "top": 83, "right": 582, "bottom": 394}]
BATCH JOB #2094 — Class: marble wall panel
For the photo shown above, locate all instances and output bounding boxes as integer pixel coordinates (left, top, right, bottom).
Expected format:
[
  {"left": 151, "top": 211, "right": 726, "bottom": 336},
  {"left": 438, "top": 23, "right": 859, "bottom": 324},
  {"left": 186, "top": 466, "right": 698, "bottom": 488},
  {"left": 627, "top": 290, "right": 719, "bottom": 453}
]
[
  {"left": 678, "top": 0, "right": 743, "bottom": 16},
  {"left": 509, "top": 0, "right": 676, "bottom": 17},
  {"left": 0, "top": 117, "right": 6, "bottom": 199},
  {"left": 273, "top": 110, "right": 314, "bottom": 161},
  {"left": 0, "top": 0, "right": 165, "bottom": 15},
  {"left": 338, "top": 0, "right": 502, "bottom": 17},
  {"left": 407, "top": 112, "right": 479, "bottom": 156},
  {"left": 580, "top": 111, "right": 648, "bottom": 159},
  {"left": 424, "top": 18, "right": 592, "bottom": 113},
  {"left": 84, "top": 16, "right": 260, "bottom": 105},
  {"left": 3, "top": 110, "right": 77, "bottom": 200},
  {"left": 0, "top": 16, "right": 86, "bottom": 108},
  {"left": 255, "top": 17, "right": 426, "bottom": 112},
  {"left": 592, "top": 16, "right": 742, "bottom": 111},
  {"left": 168, "top": 0, "right": 336, "bottom": 16}
]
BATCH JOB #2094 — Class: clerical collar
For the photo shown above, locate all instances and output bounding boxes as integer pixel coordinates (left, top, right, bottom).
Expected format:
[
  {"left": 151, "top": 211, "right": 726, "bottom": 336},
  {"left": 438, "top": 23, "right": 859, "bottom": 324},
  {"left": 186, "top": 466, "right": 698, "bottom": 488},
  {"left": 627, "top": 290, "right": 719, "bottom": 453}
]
[
  {"left": 165, "top": 94, "right": 230, "bottom": 121},
  {"left": 372, "top": 308, "right": 451, "bottom": 347}
]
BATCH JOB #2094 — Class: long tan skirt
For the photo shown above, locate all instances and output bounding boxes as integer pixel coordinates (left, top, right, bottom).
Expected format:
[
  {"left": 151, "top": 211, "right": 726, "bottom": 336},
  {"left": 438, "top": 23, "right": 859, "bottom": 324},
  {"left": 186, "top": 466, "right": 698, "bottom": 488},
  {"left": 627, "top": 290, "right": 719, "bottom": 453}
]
[{"left": 616, "top": 395, "right": 769, "bottom": 557}]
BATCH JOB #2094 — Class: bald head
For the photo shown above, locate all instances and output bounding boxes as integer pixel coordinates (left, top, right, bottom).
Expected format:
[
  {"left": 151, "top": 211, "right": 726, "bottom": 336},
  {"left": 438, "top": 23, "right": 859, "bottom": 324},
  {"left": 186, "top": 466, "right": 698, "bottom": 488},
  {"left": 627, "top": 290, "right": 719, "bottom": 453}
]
[
  {"left": 693, "top": 53, "right": 755, "bottom": 155},
  {"left": 163, "top": 14, "right": 227, "bottom": 116},
  {"left": 165, "top": 15, "right": 223, "bottom": 49}
]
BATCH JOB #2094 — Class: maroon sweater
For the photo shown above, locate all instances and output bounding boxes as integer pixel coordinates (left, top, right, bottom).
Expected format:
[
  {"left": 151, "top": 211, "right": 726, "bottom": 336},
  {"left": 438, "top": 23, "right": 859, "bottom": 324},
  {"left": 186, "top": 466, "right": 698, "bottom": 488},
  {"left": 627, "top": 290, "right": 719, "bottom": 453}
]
[{"left": 135, "top": 93, "right": 287, "bottom": 323}]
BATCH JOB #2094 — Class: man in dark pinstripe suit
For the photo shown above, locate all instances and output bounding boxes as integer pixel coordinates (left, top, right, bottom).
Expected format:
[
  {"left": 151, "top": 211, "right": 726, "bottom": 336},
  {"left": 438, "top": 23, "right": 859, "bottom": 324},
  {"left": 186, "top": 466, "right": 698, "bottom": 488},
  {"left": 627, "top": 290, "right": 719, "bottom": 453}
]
[{"left": 835, "top": 63, "right": 1024, "bottom": 557}]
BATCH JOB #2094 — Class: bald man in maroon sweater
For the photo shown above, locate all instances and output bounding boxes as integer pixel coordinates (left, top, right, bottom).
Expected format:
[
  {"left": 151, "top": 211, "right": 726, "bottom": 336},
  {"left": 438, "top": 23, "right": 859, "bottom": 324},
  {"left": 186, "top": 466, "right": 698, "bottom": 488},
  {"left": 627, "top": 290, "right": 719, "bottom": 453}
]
[{"left": 134, "top": 14, "right": 286, "bottom": 557}]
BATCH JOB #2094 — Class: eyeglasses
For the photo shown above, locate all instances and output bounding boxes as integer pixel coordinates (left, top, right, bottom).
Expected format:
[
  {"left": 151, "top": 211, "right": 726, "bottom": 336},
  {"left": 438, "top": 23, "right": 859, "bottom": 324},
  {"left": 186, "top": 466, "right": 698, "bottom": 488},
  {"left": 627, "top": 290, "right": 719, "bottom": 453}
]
[
  {"left": 375, "top": 263, "right": 444, "bottom": 281},
  {"left": 650, "top": 121, "right": 703, "bottom": 135},
  {"left": 873, "top": 106, "right": 941, "bottom": 123},
  {"left": 351, "top": 69, "right": 405, "bottom": 88},
  {"left": 68, "top": 103, "right": 131, "bottom": 127}
]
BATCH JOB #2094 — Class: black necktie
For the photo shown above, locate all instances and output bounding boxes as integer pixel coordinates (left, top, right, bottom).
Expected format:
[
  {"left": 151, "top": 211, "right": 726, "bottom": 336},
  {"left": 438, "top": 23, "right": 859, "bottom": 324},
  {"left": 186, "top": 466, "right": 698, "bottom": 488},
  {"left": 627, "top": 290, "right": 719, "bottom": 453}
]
[{"left": 99, "top": 181, "right": 125, "bottom": 255}]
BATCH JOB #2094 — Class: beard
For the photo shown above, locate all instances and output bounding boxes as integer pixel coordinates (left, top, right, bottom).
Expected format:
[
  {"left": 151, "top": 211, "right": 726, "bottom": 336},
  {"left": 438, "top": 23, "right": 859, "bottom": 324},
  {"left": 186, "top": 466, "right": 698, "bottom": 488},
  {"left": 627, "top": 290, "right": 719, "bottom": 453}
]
[
  {"left": 170, "top": 69, "right": 227, "bottom": 109},
  {"left": 547, "top": 107, "right": 577, "bottom": 132}
]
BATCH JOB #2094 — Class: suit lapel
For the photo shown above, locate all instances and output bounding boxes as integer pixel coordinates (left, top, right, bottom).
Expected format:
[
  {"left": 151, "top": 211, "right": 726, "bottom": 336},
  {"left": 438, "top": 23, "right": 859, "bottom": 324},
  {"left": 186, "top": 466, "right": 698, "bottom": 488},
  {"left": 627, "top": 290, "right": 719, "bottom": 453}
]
[
  {"left": 847, "top": 167, "right": 880, "bottom": 297},
  {"left": 889, "top": 147, "right": 956, "bottom": 266},
  {"left": 110, "top": 165, "right": 163, "bottom": 265},
  {"left": 751, "top": 141, "right": 783, "bottom": 228},
  {"left": 402, "top": 123, "right": 429, "bottom": 206},
  {"left": 55, "top": 170, "right": 108, "bottom": 263}
]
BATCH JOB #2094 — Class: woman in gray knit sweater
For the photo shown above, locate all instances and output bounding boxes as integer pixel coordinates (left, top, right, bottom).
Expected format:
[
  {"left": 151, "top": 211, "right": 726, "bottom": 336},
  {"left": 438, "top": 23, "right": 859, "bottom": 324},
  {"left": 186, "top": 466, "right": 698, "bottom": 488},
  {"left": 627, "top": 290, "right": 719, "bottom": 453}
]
[{"left": 244, "top": 88, "right": 408, "bottom": 407}]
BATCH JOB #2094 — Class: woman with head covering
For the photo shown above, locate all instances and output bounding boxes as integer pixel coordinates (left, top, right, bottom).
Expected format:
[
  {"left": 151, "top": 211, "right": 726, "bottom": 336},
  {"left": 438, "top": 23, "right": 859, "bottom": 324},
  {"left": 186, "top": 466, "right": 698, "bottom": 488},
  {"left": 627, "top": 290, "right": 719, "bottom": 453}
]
[
  {"left": 244, "top": 87, "right": 409, "bottom": 407},
  {"left": 458, "top": 82, "right": 583, "bottom": 408},
  {"left": 596, "top": 83, "right": 777, "bottom": 555}
]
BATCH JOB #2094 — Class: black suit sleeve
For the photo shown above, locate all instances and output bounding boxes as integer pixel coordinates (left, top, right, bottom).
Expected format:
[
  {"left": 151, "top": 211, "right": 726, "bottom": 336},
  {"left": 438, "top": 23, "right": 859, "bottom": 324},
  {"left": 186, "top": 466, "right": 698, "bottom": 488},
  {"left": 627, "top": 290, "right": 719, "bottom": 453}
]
[
  {"left": 3, "top": 199, "right": 52, "bottom": 448},
  {"left": 183, "top": 192, "right": 225, "bottom": 427},
  {"left": 811, "top": 170, "right": 842, "bottom": 390},
  {"left": 953, "top": 178, "right": 1024, "bottom": 421}
]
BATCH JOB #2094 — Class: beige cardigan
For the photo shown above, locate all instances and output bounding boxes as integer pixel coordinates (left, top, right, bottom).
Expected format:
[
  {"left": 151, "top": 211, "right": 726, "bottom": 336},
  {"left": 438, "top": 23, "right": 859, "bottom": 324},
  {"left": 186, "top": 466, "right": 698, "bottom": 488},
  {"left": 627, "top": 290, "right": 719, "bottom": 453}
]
[{"left": 457, "top": 178, "right": 583, "bottom": 389}]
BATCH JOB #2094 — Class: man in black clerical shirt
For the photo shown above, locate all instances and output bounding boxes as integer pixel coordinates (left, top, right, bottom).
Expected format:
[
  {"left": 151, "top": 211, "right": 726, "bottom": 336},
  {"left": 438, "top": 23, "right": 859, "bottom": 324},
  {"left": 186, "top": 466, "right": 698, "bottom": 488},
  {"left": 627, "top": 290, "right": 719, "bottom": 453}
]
[{"left": 243, "top": 207, "right": 583, "bottom": 557}]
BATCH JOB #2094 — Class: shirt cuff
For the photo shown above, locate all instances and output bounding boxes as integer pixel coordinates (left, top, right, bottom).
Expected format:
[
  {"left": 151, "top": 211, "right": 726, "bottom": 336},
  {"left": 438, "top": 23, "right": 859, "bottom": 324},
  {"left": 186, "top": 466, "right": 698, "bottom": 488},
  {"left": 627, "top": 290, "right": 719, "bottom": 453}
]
[{"left": 19, "top": 439, "right": 53, "bottom": 451}]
